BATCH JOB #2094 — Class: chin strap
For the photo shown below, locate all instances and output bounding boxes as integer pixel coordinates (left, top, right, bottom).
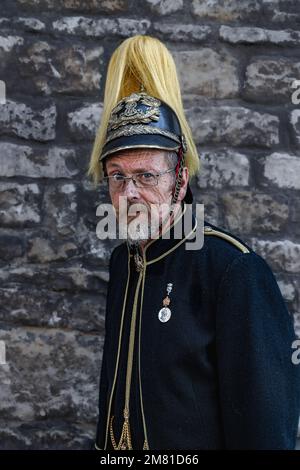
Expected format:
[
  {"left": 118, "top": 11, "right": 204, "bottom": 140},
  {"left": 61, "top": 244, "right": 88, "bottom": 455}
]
[
  {"left": 170, "top": 133, "right": 187, "bottom": 210},
  {"left": 171, "top": 147, "right": 184, "bottom": 206},
  {"left": 154, "top": 134, "right": 187, "bottom": 234}
]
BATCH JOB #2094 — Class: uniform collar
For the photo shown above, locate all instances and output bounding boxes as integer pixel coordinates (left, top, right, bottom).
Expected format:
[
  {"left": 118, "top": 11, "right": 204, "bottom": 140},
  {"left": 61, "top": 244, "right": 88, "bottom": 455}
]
[{"left": 126, "top": 201, "right": 197, "bottom": 265}]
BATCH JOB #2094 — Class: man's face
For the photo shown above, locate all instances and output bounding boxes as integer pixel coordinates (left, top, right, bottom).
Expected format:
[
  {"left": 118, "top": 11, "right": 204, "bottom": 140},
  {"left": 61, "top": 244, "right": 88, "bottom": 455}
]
[{"left": 105, "top": 149, "right": 183, "bottom": 243}]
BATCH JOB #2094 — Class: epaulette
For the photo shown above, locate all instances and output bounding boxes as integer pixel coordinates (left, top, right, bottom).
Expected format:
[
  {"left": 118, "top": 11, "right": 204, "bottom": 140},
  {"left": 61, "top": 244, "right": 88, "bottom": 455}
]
[{"left": 203, "top": 225, "right": 250, "bottom": 254}]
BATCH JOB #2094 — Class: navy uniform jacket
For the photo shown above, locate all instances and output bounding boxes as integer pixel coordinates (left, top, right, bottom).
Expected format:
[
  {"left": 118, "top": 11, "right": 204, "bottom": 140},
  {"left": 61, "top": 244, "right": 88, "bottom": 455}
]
[{"left": 95, "top": 202, "right": 300, "bottom": 450}]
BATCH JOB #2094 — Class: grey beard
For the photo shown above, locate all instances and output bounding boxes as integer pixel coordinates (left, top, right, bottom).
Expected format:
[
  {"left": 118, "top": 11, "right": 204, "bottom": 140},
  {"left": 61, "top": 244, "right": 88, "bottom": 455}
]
[
  {"left": 120, "top": 205, "right": 175, "bottom": 245},
  {"left": 127, "top": 222, "right": 152, "bottom": 245}
]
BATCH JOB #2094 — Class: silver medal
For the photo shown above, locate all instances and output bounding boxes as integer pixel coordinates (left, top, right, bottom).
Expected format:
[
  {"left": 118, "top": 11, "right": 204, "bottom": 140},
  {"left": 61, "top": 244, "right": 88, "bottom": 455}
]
[{"left": 158, "top": 306, "right": 171, "bottom": 323}]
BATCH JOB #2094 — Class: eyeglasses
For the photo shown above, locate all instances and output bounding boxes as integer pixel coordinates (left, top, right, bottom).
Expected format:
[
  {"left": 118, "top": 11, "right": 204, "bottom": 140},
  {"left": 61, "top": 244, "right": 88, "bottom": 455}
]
[{"left": 103, "top": 167, "right": 176, "bottom": 190}]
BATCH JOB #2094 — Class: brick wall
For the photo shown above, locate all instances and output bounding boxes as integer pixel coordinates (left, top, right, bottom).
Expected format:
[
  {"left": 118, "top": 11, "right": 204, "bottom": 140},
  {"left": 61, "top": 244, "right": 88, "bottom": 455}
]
[{"left": 0, "top": 0, "right": 299, "bottom": 449}]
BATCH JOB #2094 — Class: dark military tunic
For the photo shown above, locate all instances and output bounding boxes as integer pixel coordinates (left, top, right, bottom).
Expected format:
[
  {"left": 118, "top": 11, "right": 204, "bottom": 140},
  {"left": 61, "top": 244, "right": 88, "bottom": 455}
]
[{"left": 95, "top": 201, "right": 300, "bottom": 450}]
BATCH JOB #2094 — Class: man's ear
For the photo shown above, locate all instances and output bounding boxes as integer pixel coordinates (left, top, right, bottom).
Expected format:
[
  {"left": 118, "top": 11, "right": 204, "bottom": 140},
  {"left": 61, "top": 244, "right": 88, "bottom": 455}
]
[{"left": 177, "top": 166, "right": 189, "bottom": 202}]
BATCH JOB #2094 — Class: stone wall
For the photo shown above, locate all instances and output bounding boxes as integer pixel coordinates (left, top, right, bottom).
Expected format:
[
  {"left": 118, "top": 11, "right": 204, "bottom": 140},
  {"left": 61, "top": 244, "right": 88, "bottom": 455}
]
[{"left": 0, "top": 0, "right": 299, "bottom": 450}]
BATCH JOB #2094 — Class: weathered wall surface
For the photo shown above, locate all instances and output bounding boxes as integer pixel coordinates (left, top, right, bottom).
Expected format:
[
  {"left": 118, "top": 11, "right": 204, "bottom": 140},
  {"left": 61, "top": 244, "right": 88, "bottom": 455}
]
[{"left": 0, "top": 0, "right": 299, "bottom": 449}]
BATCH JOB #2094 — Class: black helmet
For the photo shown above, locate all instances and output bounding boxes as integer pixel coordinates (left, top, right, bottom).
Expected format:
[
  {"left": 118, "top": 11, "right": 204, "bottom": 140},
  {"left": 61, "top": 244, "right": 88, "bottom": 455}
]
[{"left": 99, "top": 91, "right": 193, "bottom": 203}]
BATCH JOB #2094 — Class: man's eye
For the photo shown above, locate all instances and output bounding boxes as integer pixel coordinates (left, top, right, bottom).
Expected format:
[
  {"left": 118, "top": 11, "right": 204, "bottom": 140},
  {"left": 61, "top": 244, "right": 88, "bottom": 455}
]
[
  {"left": 113, "top": 174, "right": 124, "bottom": 181},
  {"left": 141, "top": 172, "right": 155, "bottom": 179}
]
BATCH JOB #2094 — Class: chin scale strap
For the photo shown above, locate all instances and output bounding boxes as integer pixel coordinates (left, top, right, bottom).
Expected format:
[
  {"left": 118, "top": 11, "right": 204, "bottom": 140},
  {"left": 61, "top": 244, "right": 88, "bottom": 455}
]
[{"left": 171, "top": 144, "right": 185, "bottom": 208}]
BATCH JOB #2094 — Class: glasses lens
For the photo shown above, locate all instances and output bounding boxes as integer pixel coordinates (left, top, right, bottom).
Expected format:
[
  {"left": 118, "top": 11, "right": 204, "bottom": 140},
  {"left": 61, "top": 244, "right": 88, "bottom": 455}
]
[
  {"left": 109, "top": 175, "right": 124, "bottom": 189},
  {"left": 135, "top": 173, "right": 157, "bottom": 187},
  {"left": 107, "top": 173, "right": 159, "bottom": 190}
]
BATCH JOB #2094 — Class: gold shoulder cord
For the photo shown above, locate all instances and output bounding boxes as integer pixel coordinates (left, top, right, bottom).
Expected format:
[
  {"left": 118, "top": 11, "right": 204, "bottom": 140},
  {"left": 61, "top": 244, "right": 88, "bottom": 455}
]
[
  {"left": 109, "top": 268, "right": 145, "bottom": 450},
  {"left": 100, "top": 247, "right": 132, "bottom": 451},
  {"left": 203, "top": 226, "right": 250, "bottom": 254}
]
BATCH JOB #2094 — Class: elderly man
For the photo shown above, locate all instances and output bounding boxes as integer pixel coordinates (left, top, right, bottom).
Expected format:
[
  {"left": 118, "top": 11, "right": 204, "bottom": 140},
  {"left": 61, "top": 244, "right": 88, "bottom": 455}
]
[
  {"left": 92, "top": 90, "right": 300, "bottom": 451},
  {"left": 89, "top": 35, "right": 300, "bottom": 450}
]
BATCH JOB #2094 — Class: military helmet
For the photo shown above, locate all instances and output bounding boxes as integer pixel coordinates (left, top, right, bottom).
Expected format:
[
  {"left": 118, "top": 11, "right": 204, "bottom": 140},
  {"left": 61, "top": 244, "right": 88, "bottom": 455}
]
[{"left": 99, "top": 91, "right": 193, "bottom": 204}]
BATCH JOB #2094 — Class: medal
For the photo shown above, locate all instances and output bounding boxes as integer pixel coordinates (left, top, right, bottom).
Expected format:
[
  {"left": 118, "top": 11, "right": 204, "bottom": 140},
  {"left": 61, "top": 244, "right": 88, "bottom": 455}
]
[{"left": 158, "top": 283, "right": 173, "bottom": 323}]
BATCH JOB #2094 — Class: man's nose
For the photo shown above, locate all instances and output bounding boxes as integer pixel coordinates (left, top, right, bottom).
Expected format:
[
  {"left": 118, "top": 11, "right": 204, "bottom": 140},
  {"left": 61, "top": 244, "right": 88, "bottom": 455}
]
[{"left": 122, "top": 178, "right": 140, "bottom": 198}]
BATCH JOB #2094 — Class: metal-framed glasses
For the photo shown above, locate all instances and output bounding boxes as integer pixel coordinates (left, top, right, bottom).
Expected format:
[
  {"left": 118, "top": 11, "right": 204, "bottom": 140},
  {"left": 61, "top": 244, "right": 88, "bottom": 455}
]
[{"left": 104, "top": 167, "right": 176, "bottom": 190}]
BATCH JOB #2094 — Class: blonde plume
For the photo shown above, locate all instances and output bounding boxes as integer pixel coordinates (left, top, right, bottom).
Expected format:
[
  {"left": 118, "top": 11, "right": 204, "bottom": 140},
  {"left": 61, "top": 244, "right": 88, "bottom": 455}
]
[{"left": 87, "top": 35, "right": 200, "bottom": 185}]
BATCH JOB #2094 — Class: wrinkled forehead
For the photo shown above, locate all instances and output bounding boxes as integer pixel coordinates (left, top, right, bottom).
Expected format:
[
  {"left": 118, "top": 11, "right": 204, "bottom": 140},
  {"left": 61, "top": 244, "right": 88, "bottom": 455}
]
[{"left": 105, "top": 149, "right": 169, "bottom": 172}]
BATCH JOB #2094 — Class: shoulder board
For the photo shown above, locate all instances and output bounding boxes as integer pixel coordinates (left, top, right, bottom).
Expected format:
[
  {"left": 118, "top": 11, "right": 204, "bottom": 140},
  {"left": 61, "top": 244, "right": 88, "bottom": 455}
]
[{"left": 203, "top": 225, "right": 250, "bottom": 254}]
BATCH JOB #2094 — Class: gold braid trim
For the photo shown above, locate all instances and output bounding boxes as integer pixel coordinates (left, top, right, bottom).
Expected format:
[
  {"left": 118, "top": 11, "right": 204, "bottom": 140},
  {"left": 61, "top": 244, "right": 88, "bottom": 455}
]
[
  {"left": 110, "top": 413, "right": 133, "bottom": 450},
  {"left": 104, "top": 124, "right": 181, "bottom": 146}
]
